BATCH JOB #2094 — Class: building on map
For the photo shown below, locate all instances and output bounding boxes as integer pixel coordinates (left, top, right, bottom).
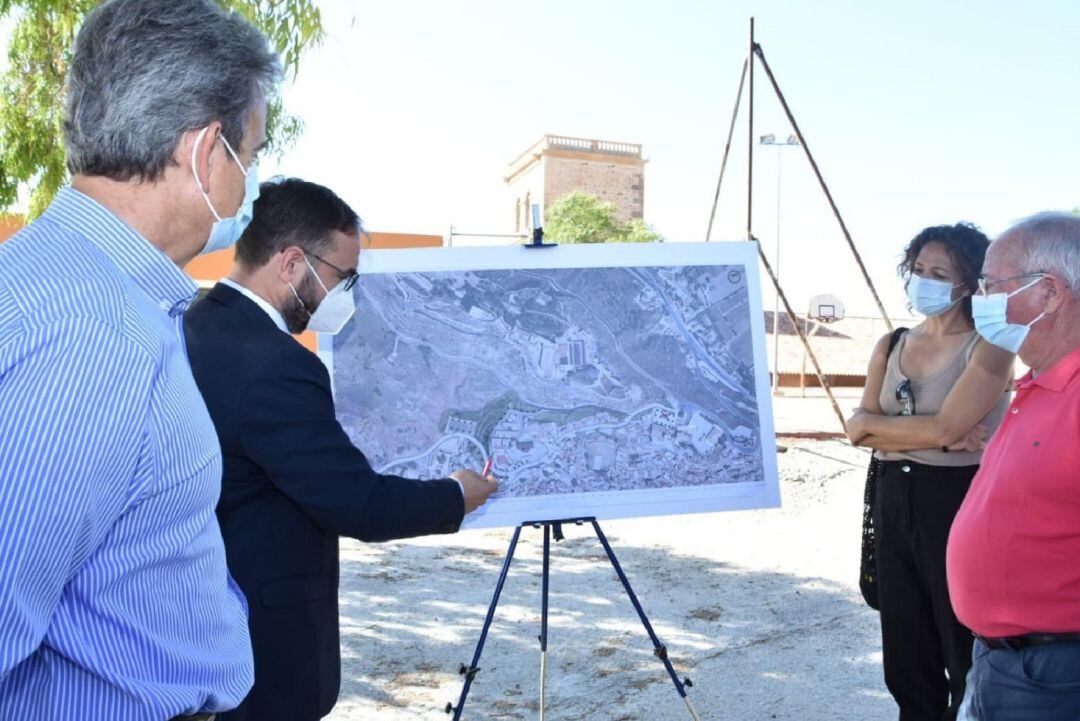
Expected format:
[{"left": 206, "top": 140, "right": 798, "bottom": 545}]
[
  {"left": 586, "top": 437, "right": 617, "bottom": 472},
  {"left": 679, "top": 411, "right": 722, "bottom": 455},
  {"left": 445, "top": 416, "right": 478, "bottom": 436}
]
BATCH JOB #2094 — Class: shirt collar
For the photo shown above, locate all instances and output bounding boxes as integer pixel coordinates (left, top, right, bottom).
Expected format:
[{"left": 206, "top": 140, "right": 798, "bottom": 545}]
[
  {"left": 43, "top": 187, "right": 198, "bottom": 317},
  {"left": 219, "top": 278, "right": 289, "bottom": 334},
  {"left": 1019, "top": 345, "right": 1080, "bottom": 393}
]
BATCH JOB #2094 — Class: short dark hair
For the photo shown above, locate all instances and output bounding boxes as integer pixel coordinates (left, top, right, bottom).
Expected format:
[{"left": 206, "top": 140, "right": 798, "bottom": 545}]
[
  {"left": 898, "top": 222, "right": 990, "bottom": 319},
  {"left": 235, "top": 178, "right": 362, "bottom": 269}
]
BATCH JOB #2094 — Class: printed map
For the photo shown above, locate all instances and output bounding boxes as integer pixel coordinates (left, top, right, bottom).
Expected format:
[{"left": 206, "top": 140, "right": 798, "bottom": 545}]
[{"left": 331, "top": 262, "right": 764, "bottom": 500}]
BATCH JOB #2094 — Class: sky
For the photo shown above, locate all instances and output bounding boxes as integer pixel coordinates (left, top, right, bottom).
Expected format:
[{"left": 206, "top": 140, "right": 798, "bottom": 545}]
[{"left": 4, "top": 2, "right": 1080, "bottom": 317}]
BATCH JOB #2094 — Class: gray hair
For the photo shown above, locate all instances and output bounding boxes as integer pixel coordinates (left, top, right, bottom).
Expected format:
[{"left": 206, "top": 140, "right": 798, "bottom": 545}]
[
  {"left": 1001, "top": 212, "right": 1080, "bottom": 293},
  {"left": 64, "top": 0, "right": 282, "bottom": 181}
]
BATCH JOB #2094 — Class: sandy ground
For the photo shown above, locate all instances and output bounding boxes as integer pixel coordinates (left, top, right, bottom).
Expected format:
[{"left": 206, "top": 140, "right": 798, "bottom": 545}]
[
  {"left": 770, "top": 387, "right": 862, "bottom": 437},
  {"left": 325, "top": 437, "right": 896, "bottom": 721}
]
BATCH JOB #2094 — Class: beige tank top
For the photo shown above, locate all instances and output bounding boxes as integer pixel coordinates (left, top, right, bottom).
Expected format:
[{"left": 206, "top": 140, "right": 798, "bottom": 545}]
[{"left": 875, "top": 330, "right": 1009, "bottom": 466}]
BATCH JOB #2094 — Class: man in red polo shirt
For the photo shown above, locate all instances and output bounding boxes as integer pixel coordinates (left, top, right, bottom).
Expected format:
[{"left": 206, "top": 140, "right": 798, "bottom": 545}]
[{"left": 947, "top": 212, "right": 1080, "bottom": 720}]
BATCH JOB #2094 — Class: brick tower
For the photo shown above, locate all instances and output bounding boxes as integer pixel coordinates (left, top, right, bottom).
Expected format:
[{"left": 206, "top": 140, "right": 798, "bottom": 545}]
[{"left": 505, "top": 135, "right": 646, "bottom": 233}]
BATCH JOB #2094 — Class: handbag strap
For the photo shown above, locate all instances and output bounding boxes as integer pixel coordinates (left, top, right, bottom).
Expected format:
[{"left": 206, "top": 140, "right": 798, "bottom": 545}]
[{"left": 887, "top": 326, "right": 909, "bottom": 356}]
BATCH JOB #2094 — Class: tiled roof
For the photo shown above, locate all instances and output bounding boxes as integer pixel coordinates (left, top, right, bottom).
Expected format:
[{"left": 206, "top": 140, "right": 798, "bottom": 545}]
[{"left": 763, "top": 313, "right": 915, "bottom": 377}]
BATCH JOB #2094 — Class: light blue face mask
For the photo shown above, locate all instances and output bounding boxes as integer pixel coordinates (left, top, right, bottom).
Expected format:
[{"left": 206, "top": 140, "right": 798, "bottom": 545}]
[
  {"left": 191, "top": 126, "right": 260, "bottom": 255},
  {"left": 971, "top": 274, "right": 1046, "bottom": 353},
  {"left": 906, "top": 274, "right": 964, "bottom": 317}
]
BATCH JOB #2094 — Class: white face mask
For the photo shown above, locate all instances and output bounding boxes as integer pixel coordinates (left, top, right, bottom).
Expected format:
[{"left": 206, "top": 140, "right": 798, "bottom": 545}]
[
  {"left": 288, "top": 258, "right": 356, "bottom": 334},
  {"left": 191, "top": 126, "right": 259, "bottom": 255},
  {"left": 906, "top": 274, "right": 964, "bottom": 317},
  {"left": 971, "top": 274, "right": 1046, "bottom": 353}
]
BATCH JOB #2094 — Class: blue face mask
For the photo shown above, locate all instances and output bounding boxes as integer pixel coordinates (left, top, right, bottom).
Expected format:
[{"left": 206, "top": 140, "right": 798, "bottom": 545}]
[
  {"left": 906, "top": 274, "right": 964, "bottom": 317},
  {"left": 971, "top": 274, "right": 1046, "bottom": 353},
  {"left": 191, "top": 126, "right": 260, "bottom": 255}
]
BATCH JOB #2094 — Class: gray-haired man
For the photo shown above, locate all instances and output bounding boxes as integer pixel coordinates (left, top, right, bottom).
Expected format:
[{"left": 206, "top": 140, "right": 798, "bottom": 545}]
[{"left": 0, "top": 1, "right": 279, "bottom": 719}]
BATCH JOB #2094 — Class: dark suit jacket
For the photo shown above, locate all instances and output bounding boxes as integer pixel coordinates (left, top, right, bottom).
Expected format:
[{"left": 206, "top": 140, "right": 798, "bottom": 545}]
[{"left": 184, "top": 283, "right": 464, "bottom": 721}]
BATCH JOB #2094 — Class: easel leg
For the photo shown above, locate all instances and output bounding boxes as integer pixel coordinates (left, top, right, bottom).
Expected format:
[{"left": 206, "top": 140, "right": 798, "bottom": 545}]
[
  {"left": 447, "top": 525, "right": 523, "bottom": 720},
  {"left": 590, "top": 521, "right": 703, "bottom": 721},
  {"left": 539, "top": 523, "right": 552, "bottom": 721}
]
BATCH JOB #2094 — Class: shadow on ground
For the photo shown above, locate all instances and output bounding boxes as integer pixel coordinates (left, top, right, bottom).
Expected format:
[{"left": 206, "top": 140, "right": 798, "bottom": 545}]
[{"left": 328, "top": 520, "right": 891, "bottom": 721}]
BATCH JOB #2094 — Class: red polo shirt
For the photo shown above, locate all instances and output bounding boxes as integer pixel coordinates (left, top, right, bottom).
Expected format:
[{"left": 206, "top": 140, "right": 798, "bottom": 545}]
[{"left": 947, "top": 345, "right": 1080, "bottom": 637}]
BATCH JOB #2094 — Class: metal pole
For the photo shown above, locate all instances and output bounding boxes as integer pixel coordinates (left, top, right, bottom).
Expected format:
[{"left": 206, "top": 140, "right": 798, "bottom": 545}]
[
  {"left": 540, "top": 524, "right": 551, "bottom": 721},
  {"left": 772, "top": 146, "right": 782, "bottom": 393},
  {"left": 705, "top": 57, "right": 748, "bottom": 242},
  {"left": 590, "top": 521, "right": 702, "bottom": 721},
  {"left": 746, "top": 17, "right": 755, "bottom": 242},
  {"left": 754, "top": 236, "right": 848, "bottom": 431},
  {"left": 449, "top": 232, "right": 530, "bottom": 240},
  {"left": 752, "top": 43, "right": 893, "bottom": 331},
  {"left": 448, "top": 526, "right": 523, "bottom": 720},
  {"left": 800, "top": 315, "right": 810, "bottom": 398}
]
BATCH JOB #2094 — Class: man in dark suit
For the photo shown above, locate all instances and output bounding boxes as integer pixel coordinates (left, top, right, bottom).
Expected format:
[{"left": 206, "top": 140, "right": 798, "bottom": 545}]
[{"left": 184, "top": 178, "right": 498, "bottom": 721}]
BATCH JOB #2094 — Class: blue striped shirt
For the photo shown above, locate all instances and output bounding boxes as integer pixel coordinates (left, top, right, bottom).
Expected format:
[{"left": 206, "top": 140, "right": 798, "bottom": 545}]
[{"left": 0, "top": 188, "right": 253, "bottom": 720}]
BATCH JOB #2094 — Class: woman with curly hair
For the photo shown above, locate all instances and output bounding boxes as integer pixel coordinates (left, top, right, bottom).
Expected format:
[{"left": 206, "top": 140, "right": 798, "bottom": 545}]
[{"left": 846, "top": 223, "right": 1014, "bottom": 721}]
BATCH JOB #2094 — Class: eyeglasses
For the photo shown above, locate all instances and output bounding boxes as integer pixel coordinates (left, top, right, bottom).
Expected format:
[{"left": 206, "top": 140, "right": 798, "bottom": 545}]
[
  {"left": 307, "top": 252, "right": 359, "bottom": 292},
  {"left": 976, "top": 272, "right": 1046, "bottom": 296},
  {"left": 895, "top": 379, "right": 915, "bottom": 416}
]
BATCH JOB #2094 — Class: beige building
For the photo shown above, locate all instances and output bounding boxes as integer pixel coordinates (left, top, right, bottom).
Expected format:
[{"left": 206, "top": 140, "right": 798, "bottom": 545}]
[{"left": 505, "top": 134, "right": 646, "bottom": 233}]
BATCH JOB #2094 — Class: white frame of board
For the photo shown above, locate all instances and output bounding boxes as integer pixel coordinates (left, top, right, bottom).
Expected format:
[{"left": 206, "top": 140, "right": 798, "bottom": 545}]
[{"left": 318, "top": 241, "right": 779, "bottom": 529}]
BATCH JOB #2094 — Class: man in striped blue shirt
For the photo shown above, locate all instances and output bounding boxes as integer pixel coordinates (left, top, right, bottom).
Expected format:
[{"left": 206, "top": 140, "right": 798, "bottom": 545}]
[{"left": 0, "top": 1, "right": 281, "bottom": 719}]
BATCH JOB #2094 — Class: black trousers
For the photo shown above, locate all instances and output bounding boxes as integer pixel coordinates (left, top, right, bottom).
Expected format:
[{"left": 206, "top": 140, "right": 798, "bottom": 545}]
[{"left": 873, "top": 460, "right": 977, "bottom": 721}]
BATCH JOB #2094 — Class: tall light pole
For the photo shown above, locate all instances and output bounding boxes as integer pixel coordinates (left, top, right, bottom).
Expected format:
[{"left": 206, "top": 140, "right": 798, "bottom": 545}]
[{"left": 759, "top": 133, "right": 800, "bottom": 394}]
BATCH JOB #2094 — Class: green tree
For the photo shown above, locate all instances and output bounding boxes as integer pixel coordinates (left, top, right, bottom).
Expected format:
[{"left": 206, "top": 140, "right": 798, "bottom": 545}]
[
  {"left": 543, "top": 190, "right": 663, "bottom": 244},
  {"left": 621, "top": 217, "right": 663, "bottom": 244},
  {"left": 0, "top": 0, "right": 323, "bottom": 216}
]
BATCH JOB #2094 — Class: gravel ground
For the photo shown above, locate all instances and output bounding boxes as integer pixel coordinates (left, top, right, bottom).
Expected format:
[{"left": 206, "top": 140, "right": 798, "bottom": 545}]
[{"left": 326, "top": 439, "right": 895, "bottom": 721}]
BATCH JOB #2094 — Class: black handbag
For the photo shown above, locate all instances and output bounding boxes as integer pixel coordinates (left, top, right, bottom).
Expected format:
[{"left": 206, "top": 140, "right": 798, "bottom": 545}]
[
  {"left": 859, "top": 327, "right": 908, "bottom": 611},
  {"left": 859, "top": 456, "right": 884, "bottom": 609}
]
